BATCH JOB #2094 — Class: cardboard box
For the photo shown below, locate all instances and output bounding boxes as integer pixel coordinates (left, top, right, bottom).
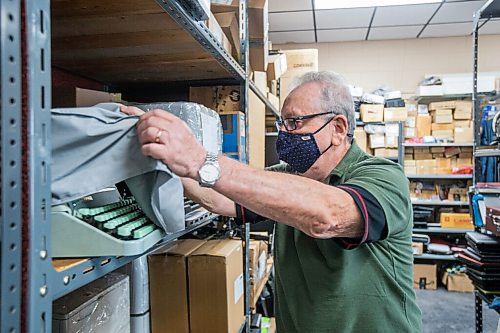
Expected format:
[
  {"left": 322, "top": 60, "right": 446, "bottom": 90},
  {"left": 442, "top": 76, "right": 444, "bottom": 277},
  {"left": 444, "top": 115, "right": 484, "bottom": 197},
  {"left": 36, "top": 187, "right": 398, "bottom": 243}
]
[
  {"left": 406, "top": 116, "right": 416, "bottom": 128},
  {"left": 405, "top": 154, "right": 414, "bottom": 161},
  {"left": 414, "top": 153, "right": 433, "bottom": 160},
  {"left": 454, "top": 111, "right": 472, "bottom": 120},
  {"left": 405, "top": 166, "right": 417, "bottom": 174},
  {"left": 416, "top": 159, "right": 436, "bottom": 174},
  {"left": 432, "top": 129, "right": 454, "bottom": 139},
  {"left": 413, "top": 264, "right": 437, "bottom": 290},
  {"left": 428, "top": 101, "right": 456, "bottom": 110},
  {"left": 448, "top": 188, "right": 468, "bottom": 202},
  {"left": 188, "top": 240, "right": 245, "bottom": 333},
  {"left": 435, "top": 158, "right": 452, "bottom": 174},
  {"left": 431, "top": 147, "right": 446, "bottom": 153},
  {"left": 369, "top": 134, "right": 385, "bottom": 149},
  {"left": 459, "top": 152, "right": 473, "bottom": 159},
  {"left": 149, "top": 239, "right": 207, "bottom": 333},
  {"left": 432, "top": 111, "right": 453, "bottom": 124},
  {"left": 282, "top": 49, "right": 318, "bottom": 73},
  {"left": 454, "top": 127, "right": 473, "bottom": 143},
  {"left": 416, "top": 115, "right": 432, "bottom": 137},
  {"left": 405, "top": 160, "right": 416, "bottom": 167},
  {"left": 220, "top": 112, "right": 246, "bottom": 162},
  {"left": 214, "top": 12, "right": 240, "bottom": 60},
  {"left": 249, "top": 37, "right": 269, "bottom": 72},
  {"left": 267, "top": 53, "right": 288, "bottom": 81},
  {"left": 189, "top": 86, "right": 217, "bottom": 109},
  {"left": 456, "top": 157, "right": 472, "bottom": 167},
  {"left": 412, "top": 242, "right": 424, "bottom": 256},
  {"left": 207, "top": 13, "right": 232, "bottom": 55},
  {"left": 385, "top": 135, "right": 399, "bottom": 148},
  {"left": 454, "top": 120, "right": 472, "bottom": 128},
  {"left": 405, "top": 127, "right": 417, "bottom": 138},
  {"left": 442, "top": 272, "right": 474, "bottom": 292},
  {"left": 211, "top": 0, "right": 268, "bottom": 40},
  {"left": 384, "top": 107, "right": 408, "bottom": 122},
  {"left": 360, "top": 104, "right": 384, "bottom": 123},
  {"left": 269, "top": 80, "right": 278, "bottom": 95},
  {"left": 431, "top": 123, "right": 454, "bottom": 131},
  {"left": 440, "top": 213, "right": 472, "bottom": 229},
  {"left": 354, "top": 127, "right": 367, "bottom": 152},
  {"left": 444, "top": 146, "right": 461, "bottom": 157},
  {"left": 52, "top": 87, "right": 121, "bottom": 108},
  {"left": 216, "top": 85, "right": 240, "bottom": 112}
]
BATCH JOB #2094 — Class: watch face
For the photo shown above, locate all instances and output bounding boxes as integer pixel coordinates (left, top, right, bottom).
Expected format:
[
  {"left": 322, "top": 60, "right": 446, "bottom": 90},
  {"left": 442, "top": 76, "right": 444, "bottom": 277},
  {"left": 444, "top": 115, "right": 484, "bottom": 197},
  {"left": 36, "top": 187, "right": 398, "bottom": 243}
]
[{"left": 199, "top": 164, "right": 220, "bottom": 183}]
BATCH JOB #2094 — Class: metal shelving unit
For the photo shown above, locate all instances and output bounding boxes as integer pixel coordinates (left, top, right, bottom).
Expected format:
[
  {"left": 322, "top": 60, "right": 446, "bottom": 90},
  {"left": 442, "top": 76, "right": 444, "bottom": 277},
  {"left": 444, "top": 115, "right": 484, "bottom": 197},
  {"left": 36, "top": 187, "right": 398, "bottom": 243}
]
[
  {"left": 413, "top": 227, "right": 471, "bottom": 234},
  {"left": 411, "top": 199, "right": 469, "bottom": 206},
  {"left": 474, "top": 148, "right": 500, "bottom": 157},
  {"left": 407, "top": 174, "right": 473, "bottom": 179},
  {"left": 0, "top": 0, "right": 274, "bottom": 331},
  {"left": 472, "top": 2, "right": 500, "bottom": 332},
  {"left": 413, "top": 253, "right": 457, "bottom": 261},
  {"left": 404, "top": 143, "right": 474, "bottom": 147}
]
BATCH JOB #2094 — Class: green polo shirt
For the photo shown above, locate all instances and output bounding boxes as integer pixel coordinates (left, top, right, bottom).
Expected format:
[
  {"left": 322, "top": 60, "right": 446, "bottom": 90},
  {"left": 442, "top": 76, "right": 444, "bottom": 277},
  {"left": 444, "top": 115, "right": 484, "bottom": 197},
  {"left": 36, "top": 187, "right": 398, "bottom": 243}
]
[{"left": 269, "top": 142, "right": 421, "bottom": 333}]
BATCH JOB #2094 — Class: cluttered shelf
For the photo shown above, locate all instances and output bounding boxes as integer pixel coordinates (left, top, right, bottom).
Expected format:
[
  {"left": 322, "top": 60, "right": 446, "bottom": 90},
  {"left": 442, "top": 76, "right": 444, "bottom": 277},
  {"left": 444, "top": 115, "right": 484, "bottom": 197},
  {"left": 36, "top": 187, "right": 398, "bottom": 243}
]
[
  {"left": 411, "top": 199, "right": 469, "bottom": 206},
  {"left": 413, "top": 227, "right": 472, "bottom": 234},
  {"left": 407, "top": 174, "right": 473, "bottom": 179},
  {"left": 51, "top": 215, "right": 217, "bottom": 300},
  {"left": 404, "top": 143, "right": 474, "bottom": 147},
  {"left": 474, "top": 147, "right": 500, "bottom": 157},
  {"left": 51, "top": 0, "right": 244, "bottom": 83},
  {"left": 413, "top": 253, "right": 457, "bottom": 261}
]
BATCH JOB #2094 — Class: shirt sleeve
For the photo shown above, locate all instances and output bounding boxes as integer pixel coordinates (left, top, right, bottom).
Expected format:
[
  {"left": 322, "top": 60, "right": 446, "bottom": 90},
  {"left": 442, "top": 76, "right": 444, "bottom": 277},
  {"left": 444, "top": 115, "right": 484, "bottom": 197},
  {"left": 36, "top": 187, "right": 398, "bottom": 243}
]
[
  {"left": 334, "top": 184, "right": 388, "bottom": 250},
  {"left": 341, "top": 161, "right": 413, "bottom": 246}
]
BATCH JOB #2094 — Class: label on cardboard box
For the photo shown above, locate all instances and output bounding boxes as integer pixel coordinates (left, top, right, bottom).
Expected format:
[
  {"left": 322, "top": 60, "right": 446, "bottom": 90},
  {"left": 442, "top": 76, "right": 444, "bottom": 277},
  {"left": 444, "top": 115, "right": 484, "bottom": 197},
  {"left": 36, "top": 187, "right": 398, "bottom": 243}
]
[
  {"left": 405, "top": 127, "right": 417, "bottom": 138},
  {"left": 369, "top": 134, "right": 385, "bottom": 149},
  {"left": 234, "top": 273, "right": 244, "bottom": 304},
  {"left": 405, "top": 116, "right": 416, "bottom": 128},
  {"left": 257, "top": 252, "right": 266, "bottom": 280}
]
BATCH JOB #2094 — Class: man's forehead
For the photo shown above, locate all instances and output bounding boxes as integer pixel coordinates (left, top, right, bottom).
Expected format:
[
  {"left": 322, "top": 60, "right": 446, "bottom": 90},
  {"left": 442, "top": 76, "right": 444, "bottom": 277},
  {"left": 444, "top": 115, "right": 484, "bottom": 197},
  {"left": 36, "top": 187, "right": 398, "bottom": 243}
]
[{"left": 281, "top": 84, "right": 322, "bottom": 118}]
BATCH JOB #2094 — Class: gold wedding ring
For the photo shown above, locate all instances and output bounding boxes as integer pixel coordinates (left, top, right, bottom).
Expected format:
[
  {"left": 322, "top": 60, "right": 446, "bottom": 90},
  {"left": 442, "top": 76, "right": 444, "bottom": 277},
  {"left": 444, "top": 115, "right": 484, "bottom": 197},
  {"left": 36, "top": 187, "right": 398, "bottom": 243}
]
[{"left": 154, "top": 129, "right": 163, "bottom": 143}]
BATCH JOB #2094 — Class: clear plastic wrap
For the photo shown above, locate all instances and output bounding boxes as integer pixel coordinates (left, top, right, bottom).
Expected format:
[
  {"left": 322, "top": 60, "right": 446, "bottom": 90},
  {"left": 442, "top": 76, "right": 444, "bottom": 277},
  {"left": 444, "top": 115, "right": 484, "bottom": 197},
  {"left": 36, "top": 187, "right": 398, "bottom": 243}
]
[
  {"left": 52, "top": 272, "right": 130, "bottom": 333},
  {"left": 137, "top": 102, "right": 223, "bottom": 153}
]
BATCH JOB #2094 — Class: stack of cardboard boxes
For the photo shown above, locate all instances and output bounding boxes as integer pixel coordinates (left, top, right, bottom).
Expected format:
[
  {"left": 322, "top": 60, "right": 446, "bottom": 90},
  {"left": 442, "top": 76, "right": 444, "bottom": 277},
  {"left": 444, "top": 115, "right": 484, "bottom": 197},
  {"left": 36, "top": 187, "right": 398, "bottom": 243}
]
[
  {"left": 357, "top": 103, "right": 407, "bottom": 156},
  {"left": 404, "top": 146, "right": 473, "bottom": 175},
  {"left": 149, "top": 238, "right": 270, "bottom": 333},
  {"left": 189, "top": 73, "right": 268, "bottom": 169},
  {"left": 404, "top": 100, "right": 473, "bottom": 143}
]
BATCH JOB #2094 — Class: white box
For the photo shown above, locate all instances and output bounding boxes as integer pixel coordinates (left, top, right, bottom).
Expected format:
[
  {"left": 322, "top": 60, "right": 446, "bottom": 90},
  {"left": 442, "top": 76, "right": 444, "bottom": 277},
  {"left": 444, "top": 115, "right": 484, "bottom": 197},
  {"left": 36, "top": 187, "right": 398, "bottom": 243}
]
[{"left": 416, "top": 85, "right": 443, "bottom": 96}]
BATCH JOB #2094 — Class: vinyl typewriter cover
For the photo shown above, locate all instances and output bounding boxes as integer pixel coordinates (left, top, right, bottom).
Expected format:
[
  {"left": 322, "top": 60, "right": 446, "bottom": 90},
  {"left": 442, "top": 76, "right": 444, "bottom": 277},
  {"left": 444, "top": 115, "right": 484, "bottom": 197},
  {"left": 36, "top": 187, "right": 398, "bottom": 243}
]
[{"left": 50, "top": 102, "right": 221, "bottom": 256}]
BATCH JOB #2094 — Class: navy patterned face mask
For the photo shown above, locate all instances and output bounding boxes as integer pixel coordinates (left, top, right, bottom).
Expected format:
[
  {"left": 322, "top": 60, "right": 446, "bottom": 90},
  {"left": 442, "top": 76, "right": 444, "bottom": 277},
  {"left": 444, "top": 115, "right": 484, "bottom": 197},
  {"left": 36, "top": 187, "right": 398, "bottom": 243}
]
[{"left": 276, "top": 118, "right": 334, "bottom": 173}]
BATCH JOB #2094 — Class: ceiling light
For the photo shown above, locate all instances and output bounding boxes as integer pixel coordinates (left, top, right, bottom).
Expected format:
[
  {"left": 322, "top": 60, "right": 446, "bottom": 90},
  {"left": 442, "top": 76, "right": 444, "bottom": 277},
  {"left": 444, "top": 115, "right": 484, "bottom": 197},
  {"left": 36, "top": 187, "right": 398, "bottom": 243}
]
[{"left": 314, "top": 0, "right": 442, "bottom": 10}]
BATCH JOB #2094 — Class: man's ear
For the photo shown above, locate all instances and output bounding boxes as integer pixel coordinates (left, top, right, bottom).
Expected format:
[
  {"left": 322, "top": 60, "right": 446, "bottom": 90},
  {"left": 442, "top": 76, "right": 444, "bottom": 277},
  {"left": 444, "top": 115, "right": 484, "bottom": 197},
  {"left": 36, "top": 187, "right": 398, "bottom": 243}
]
[{"left": 331, "top": 115, "right": 349, "bottom": 146}]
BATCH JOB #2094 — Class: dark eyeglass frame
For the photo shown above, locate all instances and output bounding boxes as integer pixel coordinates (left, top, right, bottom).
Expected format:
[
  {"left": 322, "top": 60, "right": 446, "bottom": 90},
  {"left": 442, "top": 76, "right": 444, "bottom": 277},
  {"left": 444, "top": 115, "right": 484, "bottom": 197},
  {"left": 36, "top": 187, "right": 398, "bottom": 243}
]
[{"left": 275, "top": 111, "right": 333, "bottom": 131}]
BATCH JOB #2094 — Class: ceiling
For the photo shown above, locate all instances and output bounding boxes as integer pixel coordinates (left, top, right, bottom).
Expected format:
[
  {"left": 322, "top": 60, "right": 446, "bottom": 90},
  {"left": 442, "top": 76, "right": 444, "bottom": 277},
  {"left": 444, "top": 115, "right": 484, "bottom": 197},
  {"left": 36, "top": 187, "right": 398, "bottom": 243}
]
[{"left": 269, "top": 0, "right": 500, "bottom": 44}]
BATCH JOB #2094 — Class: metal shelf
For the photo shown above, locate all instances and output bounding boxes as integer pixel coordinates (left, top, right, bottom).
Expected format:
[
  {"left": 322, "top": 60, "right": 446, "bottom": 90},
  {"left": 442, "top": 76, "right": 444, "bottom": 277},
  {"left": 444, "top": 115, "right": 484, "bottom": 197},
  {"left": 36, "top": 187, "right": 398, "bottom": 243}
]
[
  {"left": 407, "top": 174, "right": 473, "bottom": 179},
  {"left": 474, "top": 148, "right": 500, "bottom": 157},
  {"left": 404, "top": 143, "right": 474, "bottom": 147},
  {"left": 52, "top": 216, "right": 217, "bottom": 299},
  {"left": 413, "top": 254, "right": 457, "bottom": 261},
  {"left": 411, "top": 199, "right": 469, "bottom": 206},
  {"left": 412, "top": 227, "right": 472, "bottom": 234},
  {"left": 413, "top": 93, "right": 473, "bottom": 104}
]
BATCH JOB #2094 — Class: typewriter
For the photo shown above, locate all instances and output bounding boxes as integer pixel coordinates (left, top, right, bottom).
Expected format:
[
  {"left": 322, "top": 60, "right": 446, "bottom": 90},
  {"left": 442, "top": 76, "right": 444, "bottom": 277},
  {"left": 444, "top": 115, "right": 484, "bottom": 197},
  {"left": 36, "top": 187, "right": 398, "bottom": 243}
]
[{"left": 52, "top": 186, "right": 216, "bottom": 258}]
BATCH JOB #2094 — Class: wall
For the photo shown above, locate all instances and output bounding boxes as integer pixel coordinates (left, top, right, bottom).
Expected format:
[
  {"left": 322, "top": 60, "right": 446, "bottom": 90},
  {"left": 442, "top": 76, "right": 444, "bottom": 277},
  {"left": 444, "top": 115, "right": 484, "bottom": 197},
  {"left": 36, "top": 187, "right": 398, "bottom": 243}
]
[{"left": 277, "top": 35, "right": 500, "bottom": 95}]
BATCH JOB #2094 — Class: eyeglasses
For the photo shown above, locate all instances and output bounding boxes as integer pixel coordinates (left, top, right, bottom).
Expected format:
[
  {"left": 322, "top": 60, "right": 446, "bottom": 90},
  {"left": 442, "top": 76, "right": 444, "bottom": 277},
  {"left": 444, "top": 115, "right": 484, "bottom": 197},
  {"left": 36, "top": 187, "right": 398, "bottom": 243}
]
[{"left": 275, "top": 111, "right": 333, "bottom": 131}]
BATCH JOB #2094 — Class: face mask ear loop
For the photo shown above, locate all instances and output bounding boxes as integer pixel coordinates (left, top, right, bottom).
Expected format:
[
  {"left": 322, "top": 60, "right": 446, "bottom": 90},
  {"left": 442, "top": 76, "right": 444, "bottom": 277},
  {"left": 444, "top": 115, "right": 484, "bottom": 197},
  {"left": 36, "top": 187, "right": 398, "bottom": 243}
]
[
  {"left": 320, "top": 142, "right": 333, "bottom": 155},
  {"left": 312, "top": 115, "right": 335, "bottom": 135}
]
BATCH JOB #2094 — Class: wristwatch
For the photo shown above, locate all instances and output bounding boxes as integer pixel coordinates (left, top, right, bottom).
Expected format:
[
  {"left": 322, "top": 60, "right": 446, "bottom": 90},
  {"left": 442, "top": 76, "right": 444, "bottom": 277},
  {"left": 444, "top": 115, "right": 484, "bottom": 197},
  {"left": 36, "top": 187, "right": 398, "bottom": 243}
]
[{"left": 198, "top": 152, "right": 221, "bottom": 188}]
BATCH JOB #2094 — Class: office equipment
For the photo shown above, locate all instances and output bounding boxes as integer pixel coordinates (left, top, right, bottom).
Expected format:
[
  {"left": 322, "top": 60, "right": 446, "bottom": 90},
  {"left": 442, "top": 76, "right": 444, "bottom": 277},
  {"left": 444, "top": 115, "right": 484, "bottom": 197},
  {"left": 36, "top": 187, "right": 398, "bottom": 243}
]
[{"left": 52, "top": 189, "right": 215, "bottom": 257}]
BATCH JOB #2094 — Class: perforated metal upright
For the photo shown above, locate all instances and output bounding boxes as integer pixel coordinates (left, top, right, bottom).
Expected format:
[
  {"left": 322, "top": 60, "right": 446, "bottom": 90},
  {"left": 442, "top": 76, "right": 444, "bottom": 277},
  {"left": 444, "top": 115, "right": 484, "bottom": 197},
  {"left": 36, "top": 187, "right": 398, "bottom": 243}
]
[
  {"left": 1, "top": 1, "right": 23, "bottom": 332},
  {"left": 22, "top": 0, "right": 53, "bottom": 331}
]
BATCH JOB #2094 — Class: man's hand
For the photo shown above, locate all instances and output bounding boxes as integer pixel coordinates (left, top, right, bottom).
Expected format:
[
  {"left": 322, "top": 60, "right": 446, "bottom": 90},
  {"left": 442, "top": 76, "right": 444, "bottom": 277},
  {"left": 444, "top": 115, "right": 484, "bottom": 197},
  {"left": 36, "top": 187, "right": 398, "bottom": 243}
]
[{"left": 136, "top": 109, "right": 207, "bottom": 179}]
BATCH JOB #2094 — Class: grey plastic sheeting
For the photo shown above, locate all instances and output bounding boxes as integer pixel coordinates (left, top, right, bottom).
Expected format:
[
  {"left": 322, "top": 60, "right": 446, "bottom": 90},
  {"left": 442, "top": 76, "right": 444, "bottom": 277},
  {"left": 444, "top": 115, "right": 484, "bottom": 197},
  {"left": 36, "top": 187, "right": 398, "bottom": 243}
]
[{"left": 50, "top": 102, "right": 221, "bottom": 234}]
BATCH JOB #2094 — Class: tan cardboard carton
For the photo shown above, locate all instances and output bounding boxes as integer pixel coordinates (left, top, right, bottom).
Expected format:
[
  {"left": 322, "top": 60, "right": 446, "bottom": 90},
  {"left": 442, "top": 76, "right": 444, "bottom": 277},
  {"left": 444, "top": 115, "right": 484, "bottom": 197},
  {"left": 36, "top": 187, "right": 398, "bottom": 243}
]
[{"left": 361, "top": 104, "right": 384, "bottom": 123}]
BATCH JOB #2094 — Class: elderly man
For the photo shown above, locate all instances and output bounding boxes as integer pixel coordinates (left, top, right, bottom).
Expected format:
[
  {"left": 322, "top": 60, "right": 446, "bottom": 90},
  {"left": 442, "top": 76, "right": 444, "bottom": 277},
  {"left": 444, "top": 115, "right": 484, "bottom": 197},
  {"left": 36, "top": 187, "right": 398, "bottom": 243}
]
[{"left": 122, "top": 71, "right": 422, "bottom": 332}]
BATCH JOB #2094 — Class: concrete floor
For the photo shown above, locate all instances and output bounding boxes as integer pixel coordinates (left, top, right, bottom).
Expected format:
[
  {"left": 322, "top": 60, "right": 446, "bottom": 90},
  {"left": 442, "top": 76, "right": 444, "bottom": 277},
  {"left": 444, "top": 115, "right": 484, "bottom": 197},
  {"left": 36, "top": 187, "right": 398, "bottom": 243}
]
[{"left": 416, "top": 288, "right": 499, "bottom": 333}]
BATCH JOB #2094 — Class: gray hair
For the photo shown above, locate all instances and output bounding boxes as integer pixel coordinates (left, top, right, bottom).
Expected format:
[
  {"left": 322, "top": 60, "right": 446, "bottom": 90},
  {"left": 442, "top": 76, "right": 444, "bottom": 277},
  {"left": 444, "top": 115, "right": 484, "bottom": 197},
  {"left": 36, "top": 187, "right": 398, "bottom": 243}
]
[{"left": 290, "top": 71, "right": 356, "bottom": 137}]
